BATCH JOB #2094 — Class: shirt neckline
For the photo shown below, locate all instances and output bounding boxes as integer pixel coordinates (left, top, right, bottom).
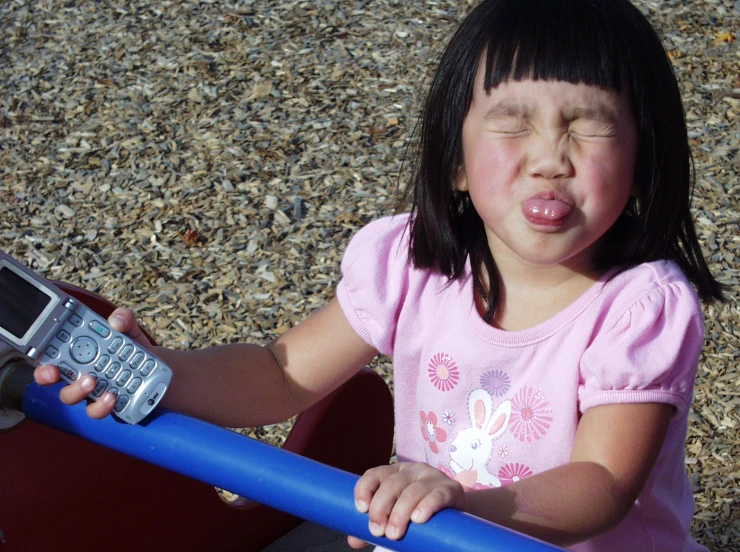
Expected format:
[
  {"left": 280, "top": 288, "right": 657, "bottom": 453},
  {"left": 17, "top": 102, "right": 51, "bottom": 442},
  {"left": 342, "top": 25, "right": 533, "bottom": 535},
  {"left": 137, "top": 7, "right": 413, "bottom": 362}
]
[{"left": 461, "top": 265, "right": 619, "bottom": 347}]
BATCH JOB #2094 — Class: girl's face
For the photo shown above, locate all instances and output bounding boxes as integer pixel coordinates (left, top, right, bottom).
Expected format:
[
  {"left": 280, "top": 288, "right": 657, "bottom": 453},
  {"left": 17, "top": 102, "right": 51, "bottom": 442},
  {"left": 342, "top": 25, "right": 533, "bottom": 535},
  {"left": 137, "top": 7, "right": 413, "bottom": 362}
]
[{"left": 458, "top": 76, "right": 638, "bottom": 275}]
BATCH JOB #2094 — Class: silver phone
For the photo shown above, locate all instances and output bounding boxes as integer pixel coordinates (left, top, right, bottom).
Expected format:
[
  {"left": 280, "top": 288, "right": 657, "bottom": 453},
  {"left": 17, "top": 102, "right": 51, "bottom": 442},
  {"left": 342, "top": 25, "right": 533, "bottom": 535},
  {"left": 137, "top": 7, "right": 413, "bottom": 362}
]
[{"left": 0, "top": 250, "right": 172, "bottom": 424}]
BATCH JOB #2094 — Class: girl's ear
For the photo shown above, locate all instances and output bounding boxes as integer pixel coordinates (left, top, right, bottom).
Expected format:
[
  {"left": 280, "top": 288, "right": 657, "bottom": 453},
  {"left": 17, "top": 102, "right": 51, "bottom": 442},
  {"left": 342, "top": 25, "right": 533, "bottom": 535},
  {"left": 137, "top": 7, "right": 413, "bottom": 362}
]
[{"left": 455, "top": 166, "right": 469, "bottom": 192}]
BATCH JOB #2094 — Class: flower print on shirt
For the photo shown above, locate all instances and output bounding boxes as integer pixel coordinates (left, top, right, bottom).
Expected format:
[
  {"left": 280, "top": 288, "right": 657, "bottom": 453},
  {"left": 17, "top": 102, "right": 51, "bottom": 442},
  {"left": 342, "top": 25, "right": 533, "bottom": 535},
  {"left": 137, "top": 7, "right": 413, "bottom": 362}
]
[
  {"left": 509, "top": 387, "right": 553, "bottom": 442},
  {"left": 420, "top": 410, "right": 447, "bottom": 454},
  {"left": 479, "top": 369, "right": 511, "bottom": 397},
  {"left": 427, "top": 353, "right": 460, "bottom": 391},
  {"left": 498, "top": 463, "right": 533, "bottom": 485}
]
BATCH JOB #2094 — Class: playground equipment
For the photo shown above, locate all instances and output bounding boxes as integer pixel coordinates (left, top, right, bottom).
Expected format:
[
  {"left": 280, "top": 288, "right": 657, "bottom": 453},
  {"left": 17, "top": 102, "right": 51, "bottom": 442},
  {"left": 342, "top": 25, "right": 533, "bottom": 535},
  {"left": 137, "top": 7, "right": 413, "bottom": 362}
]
[{"left": 0, "top": 283, "right": 563, "bottom": 552}]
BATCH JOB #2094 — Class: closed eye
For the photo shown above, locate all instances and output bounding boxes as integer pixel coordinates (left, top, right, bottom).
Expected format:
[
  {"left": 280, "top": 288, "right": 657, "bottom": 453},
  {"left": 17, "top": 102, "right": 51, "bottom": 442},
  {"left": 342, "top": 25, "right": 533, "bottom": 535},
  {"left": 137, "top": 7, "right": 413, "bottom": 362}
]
[
  {"left": 569, "top": 121, "right": 617, "bottom": 138},
  {"left": 489, "top": 120, "right": 530, "bottom": 135}
]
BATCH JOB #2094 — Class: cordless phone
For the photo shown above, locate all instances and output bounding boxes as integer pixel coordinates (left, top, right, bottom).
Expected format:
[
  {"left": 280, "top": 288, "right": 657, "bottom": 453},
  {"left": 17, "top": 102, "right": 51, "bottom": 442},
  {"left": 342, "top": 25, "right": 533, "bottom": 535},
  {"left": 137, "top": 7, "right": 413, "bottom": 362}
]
[{"left": 0, "top": 250, "right": 172, "bottom": 424}]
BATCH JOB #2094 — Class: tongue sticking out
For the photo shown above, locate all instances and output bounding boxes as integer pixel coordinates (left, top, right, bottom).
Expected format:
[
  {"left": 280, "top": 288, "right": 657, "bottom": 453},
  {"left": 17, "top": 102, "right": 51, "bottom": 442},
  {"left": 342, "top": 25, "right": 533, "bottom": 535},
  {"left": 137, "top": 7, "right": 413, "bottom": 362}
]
[{"left": 522, "top": 198, "right": 572, "bottom": 222}]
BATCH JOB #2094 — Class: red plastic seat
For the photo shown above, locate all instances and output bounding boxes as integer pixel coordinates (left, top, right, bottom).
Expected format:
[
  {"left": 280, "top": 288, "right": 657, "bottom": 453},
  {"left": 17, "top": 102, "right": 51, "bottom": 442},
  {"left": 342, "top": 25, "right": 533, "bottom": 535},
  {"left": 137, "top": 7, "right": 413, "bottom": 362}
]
[{"left": 0, "top": 282, "right": 394, "bottom": 552}]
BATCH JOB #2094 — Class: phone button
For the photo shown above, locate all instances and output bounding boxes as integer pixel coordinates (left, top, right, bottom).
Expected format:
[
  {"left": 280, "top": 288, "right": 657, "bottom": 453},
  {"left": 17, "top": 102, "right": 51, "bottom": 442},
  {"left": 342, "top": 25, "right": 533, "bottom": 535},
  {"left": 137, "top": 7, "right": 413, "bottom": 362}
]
[
  {"left": 94, "top": 355, "right": 110, "bottom": 371},
  {"left": 69, "top": 314, "right": 83, "bottom": 327},
  {"left": 141, "top": 360, "right": 156, "bottom": 377},
  {"left": 108, "top": 337, "right": 124, "bottom": 354},
  {"left": 130, "top": 352, "right": 145, "bottom": 370},
  {"left": 57, "top": 330, "right": 71, "bottom": 342},
  {"left": 119, "top": 344, "right": 134, "bottom": 362},
  {"left": 105, "top": 362, "right": 121, "bottom": 379},
  {"left": 58, "top": 362, "right": 79, "bottom": 381},
  {"left": 70, "top": 337, "right": 98, "bottom": 364},
  {"left": 44, "top": 345, "right": 59, "bottom": 358},
  {"left": 128, "top": 377, "right": 142, "bottom": 393},
  {"left": 90, "top": 320, "right": 111, "bottom": 338},
  {"left": 114, "top": 395, "right": 130, "bottom": 413},
  {"left": 116, "top": 370, "right": 132, "bottom": 387},
  {"left": 92, "top": 380, "right": 108, "bottom": 397}
]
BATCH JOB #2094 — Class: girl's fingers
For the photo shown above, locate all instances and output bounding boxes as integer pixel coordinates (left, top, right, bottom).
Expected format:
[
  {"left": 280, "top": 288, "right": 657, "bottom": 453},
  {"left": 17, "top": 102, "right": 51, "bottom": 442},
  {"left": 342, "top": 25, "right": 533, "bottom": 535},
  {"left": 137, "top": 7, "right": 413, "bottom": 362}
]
[
  {"left": 346, "top": 535, "right": 369, "bottom": 549},
  {"left": 357, "top": 463, "right": 466, "bottom": 541},
  {"left": 108, "top": 307, "right": 152, "bottom": 348},
  {"left": 406, "top": 485, "right": 462, "bottom": 524},
  {"left": 35, "top": 366, "right": 116, "bottom": 418},
  {"left": 355, "top": 465, "right": 398, "bottom": 514},
  {"left": 108, "top": 307, "right": 136, "bottom": 332},
  {"left": 59, "top": 374, "right": 96, "bottom": 405},
  {"left": 34, "top": 364, "right": 60, "bottom": 385},
  {"left": 365, "top": 471, "right": 420, "bottom": 537},
  {"left": 85, "top": 392, "right": 116, "bottom": 419}
]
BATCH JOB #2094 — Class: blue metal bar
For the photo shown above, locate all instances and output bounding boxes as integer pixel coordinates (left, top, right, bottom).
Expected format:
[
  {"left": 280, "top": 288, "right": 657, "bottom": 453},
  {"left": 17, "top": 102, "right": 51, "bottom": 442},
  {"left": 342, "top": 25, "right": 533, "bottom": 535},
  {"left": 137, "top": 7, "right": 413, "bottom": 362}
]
[{"left": 23, "top": 382, "right": 563, "bottom": 552}]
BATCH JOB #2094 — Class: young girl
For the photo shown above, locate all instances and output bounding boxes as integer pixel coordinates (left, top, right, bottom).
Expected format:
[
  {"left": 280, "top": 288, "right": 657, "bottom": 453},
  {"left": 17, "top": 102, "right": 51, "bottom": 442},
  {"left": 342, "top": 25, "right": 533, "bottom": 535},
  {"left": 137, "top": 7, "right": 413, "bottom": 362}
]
[{"left": 36, "top": 0, "right": 725, "bottom": 550}]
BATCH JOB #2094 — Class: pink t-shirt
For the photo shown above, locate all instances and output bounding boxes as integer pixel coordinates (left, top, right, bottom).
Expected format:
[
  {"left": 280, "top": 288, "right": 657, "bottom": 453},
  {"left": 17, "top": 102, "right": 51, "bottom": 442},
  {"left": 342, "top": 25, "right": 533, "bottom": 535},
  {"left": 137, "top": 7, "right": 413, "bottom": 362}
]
[{"left": 337, "top": 215, "right": 707, "bottom": 552}]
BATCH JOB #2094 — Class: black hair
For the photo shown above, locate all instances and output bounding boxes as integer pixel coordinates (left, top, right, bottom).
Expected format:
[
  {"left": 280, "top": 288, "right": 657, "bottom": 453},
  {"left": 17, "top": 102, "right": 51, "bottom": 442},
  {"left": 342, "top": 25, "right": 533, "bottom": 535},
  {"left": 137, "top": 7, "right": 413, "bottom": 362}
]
[{"left": 399, "top": 0, "right": 725, "bottom": 323}]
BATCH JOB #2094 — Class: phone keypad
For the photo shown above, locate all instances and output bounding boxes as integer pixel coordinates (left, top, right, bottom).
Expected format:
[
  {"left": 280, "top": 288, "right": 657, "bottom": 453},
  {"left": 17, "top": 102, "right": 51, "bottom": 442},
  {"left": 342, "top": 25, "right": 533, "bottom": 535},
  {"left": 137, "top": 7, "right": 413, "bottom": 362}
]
[
  {"left": 48, "top": 310, "right": 164, "bottom": 421},
  {"left": 92, "top": 335, "right": 160, "bottom": 415}
]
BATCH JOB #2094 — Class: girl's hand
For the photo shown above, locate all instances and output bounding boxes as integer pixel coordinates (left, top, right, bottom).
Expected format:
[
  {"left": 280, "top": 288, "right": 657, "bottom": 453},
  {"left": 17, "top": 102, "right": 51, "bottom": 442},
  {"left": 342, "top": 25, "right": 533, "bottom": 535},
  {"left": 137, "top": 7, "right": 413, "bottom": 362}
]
[
  {"left": 348, "top": 462, "right": 465, "bottom": 548},
  {"left": 32, "top": 307, "right": 152, "bottom": 419}
]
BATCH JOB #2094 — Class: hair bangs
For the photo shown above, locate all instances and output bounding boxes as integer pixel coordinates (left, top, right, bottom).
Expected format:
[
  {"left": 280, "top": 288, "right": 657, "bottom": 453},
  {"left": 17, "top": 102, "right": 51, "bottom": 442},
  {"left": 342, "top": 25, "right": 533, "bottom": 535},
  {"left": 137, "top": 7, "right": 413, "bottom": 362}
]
[{"left": 481, "top": 0, "right": 625, "bottom": 93}]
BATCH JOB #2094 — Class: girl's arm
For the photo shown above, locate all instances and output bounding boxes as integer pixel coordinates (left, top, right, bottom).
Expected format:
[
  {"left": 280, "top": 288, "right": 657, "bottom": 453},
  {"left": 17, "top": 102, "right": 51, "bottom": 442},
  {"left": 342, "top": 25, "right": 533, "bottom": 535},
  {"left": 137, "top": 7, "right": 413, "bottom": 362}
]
[
  {"left": 34, "top": 298, "right": 379, "bottom": 428},
  {"left": 351, "top": 401, "right": 673, "bottom": 547},
  {"left": 466, "top": 402, "right": 673, "bottom": 544}
]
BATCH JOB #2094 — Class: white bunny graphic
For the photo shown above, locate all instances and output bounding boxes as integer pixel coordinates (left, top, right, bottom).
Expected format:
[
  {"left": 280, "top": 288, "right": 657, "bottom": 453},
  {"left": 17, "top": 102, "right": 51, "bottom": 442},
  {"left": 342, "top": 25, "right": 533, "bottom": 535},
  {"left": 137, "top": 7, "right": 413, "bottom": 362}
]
[{"left": 448, "top": 389, "right": 511, "bottom": 488}]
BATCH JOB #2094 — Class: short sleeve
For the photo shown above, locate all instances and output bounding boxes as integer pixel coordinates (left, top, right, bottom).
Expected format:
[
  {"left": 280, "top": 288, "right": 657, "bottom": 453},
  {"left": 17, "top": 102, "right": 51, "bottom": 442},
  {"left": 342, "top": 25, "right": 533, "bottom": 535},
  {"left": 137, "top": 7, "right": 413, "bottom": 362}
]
[
  {"left": 336, "top": 215, "right": 413, "bottom": 356},
  {"left": 578, "top": 280, "right": 704, "bottom": 415}
]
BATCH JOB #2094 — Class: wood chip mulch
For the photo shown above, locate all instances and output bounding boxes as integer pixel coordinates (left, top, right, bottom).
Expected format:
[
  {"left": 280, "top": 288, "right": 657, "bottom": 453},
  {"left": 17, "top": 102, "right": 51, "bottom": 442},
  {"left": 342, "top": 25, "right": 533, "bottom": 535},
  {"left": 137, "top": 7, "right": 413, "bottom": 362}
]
[{"left": 0, "top": 0, "right": 737, "bottom": 549}]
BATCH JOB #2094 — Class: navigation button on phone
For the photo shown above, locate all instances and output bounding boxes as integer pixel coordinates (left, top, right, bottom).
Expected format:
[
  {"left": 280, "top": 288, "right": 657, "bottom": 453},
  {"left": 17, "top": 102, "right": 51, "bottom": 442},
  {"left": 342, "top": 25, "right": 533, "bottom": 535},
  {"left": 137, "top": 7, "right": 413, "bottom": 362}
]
[{"left": 70, "top": 336, "right": 98, "bottom": 364}]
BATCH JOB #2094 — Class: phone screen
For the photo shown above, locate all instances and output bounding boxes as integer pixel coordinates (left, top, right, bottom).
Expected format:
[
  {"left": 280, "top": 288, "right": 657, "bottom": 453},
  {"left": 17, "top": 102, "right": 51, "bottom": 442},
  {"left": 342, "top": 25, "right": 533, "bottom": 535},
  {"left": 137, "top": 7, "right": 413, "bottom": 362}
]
[{"left": 0, "top": 266, "right": 52, "bottom": 339}]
